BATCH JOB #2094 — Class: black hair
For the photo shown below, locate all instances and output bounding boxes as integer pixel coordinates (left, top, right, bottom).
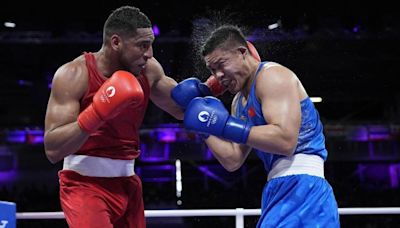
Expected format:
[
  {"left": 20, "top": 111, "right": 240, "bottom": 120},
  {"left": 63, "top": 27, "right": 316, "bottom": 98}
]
[
  {"left": 103, "top": 6, "right": 152, "bottom": 41},
  {"left": 201, "top": 25, "right": 247, "bottom": 57},
  {"left": 191, "top": 10, "right": 249, "bottom": 79}
]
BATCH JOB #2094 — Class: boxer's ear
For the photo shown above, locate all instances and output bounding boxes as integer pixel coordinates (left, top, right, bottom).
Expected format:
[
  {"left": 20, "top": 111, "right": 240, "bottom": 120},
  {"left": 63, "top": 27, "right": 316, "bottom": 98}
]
[{"left": 246, "top": 41, "right": 261, "bottom": 62}]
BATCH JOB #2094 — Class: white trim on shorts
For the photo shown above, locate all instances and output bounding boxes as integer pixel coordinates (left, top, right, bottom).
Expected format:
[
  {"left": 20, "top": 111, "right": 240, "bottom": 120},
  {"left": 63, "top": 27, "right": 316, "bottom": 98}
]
[
  {"left": 63, "top": 155, "right": 135, "bottom": 177},
  {"left": 267, "top": 153, "right": 324, "bottom": 181}
]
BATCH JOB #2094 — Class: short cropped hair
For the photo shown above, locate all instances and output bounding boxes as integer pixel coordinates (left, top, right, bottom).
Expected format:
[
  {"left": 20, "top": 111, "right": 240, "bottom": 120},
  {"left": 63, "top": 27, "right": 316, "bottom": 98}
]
[
  {"left": 201, "top": 25, "right": 247, "bottom": 57},
  {"left": 103, "top": 6, "right": 152, "bottom": 41}
]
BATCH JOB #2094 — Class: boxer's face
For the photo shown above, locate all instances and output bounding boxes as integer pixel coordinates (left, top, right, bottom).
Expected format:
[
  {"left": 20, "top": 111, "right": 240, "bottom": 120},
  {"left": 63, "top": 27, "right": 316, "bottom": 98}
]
[
  {"left": 119, "top": 28, "right": 155, "bottom": 75},
  {"left": 205, "top": 47, "right": 247, "bottom": 94}
]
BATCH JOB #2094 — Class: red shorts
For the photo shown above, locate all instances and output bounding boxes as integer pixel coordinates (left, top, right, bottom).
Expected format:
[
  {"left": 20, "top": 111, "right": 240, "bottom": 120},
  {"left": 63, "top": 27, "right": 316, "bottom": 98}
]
[{"left": 59, "top": 170, "right": 145, "bottom": 228}]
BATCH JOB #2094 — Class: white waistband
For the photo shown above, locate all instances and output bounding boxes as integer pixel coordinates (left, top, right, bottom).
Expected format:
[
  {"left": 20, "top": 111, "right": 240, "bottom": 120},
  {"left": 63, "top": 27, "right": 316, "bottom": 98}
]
[
  {"left": 267, "top": 154, "right": 324, "bottom": 181},
  {"left": 63, "top": 155, "right": 135, "bottom": 177}
]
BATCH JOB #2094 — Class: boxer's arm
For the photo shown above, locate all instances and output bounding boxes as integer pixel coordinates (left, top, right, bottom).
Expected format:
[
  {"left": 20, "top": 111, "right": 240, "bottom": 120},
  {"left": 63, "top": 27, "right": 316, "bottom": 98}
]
[
  {"left": 145, "top": 58, "right": 184, "bottom": 120},
  {"left": 44, "top": 61, "right": 90, "bottom": 164},
  {"left": 202, "top": 94, "right": 252, "bottom": 172},
  {"left": 204, "top": 136, "right": 252, "bottom": 172},
  {"left": 247, "top": 65, "right": 301, "bottom": 156}
]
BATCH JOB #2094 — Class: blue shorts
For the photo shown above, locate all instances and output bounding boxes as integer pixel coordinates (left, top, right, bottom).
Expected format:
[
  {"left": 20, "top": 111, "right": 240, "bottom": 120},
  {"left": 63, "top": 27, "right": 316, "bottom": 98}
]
[{"left": 257, "top": 174, "right": 340, "bottom": 228}]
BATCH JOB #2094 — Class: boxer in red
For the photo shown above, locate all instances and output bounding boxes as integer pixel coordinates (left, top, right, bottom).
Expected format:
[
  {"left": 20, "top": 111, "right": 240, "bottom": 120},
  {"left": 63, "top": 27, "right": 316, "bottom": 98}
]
[{"left": 44, "top": 5, "right": 225, "bottom": 228}]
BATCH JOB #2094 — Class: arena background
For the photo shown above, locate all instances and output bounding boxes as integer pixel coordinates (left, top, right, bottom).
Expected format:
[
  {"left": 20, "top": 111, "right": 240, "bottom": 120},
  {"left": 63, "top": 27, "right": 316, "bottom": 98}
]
[{"left": 0, "top": 0, "right": 399, "bottom": 227}]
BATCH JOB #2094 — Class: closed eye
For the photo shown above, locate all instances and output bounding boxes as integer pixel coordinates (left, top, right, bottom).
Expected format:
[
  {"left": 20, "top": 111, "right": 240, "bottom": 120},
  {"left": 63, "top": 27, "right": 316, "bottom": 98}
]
[
  {"left": 208, "top": 61, "right": 225, "bottom": 74},
  {"left": 208, "top": 67, "right": 216, "bottom": 74}
]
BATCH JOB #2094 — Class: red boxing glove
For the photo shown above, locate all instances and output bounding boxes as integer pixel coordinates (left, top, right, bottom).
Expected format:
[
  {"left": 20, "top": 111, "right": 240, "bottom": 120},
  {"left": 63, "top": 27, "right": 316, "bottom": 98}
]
[
  {"left": 246, "top": 41, "right": 261, "bottom": 62},
  {"left": 78, "top": 70, "right": 144, "bottom": 133},
  {"left": 205, "top": 75, "right": 226, "bottom": 96}
]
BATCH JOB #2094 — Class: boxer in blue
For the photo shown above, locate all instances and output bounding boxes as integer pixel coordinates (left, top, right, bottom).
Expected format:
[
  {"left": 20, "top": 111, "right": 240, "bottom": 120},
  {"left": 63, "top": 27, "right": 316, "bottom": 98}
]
[{"left": 175, "top": 24, "right": 340, "bottom": 227}]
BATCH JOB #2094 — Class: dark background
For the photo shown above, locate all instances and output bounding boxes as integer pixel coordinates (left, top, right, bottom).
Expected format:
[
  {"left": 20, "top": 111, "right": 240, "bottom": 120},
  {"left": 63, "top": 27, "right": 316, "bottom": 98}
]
[
  {"left": 1, "top": 0, "right": 400, "bottom": 227},
  {"left": 0, "top": 0, "right": 399, "bottom": 126}
]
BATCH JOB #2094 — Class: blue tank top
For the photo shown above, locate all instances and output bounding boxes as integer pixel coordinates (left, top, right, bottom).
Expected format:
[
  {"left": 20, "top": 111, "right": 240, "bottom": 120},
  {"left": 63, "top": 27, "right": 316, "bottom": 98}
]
[{"left": 235, "top": 62, "right": 327, "bottom": 172}]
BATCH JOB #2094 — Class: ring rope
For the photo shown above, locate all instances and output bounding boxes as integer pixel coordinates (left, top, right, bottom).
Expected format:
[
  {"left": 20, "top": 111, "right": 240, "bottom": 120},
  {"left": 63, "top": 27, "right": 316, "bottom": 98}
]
[{"left": 16, "top": 207, "right": 400, "bottom": 219}]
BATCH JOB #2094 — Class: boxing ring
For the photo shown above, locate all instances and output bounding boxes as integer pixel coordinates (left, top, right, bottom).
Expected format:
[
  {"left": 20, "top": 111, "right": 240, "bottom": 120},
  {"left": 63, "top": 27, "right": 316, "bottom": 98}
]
[
  {"left": 13, "top": 207, "right": 400, "bottom": 228},
  {"left": 2, "top": 124, "right": 400, "bottom": 227}
]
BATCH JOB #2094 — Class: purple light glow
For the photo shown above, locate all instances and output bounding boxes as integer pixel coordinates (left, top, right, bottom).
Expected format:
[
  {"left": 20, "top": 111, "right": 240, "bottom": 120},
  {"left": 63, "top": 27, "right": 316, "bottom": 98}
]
[
  {"left": 6, "top": 129, "right": 44, "bottom": 144},
  {"left": 347, "top": 125, "right": 390, "bottom": 142},
  {"left": 389, "top": 164, "right": 400, "bottom": 188},
  {"left": 27, "top": 135, "right": 44, "bottom": 145},
  {"left": 0, "top": 155, "right": 15, "bottom": 172},
  {"left": 0, "top": 170, "right": 17, "bottom": 183},
  {"left": 6, "top": 131, "right": 26, "bottom": 143},
  {"left": 205, "top": 148, "right": 213, "bottom": 160},
  {"left": 140, "top": 123, "right": 204, "bottom": 143},
  {"left": 153, "top": 25, "right": 160, "bottom": 36},
  {"left": 246, "top": 35, "right": 256, "bottom": 42},
  {"left": 157, "top": 129, "right": 176, "bottom": 143},
  {"left": 0, "top": 148, "right": 17, "bottom": 182},
  {"left": 139, "top": 143, "right": 170, "bottom": 162},
  {"left": 142, "top": 177, "right": 174, "bottom": 182},
  {"left": 198, "top": 166, "right": 229, "bottom": 186},
  {"left": 144, "top": 165, "right": 174, "bottom": 171},
  {"left": 368, "top": 125, "right": 390, "bottom": 141},
  {"left": 356, "top": 163, "right": 400, "bottom": 189},
  {"left": 348, "top": 126, "right": 368, "bottom": 141},
  {"left": 135, "top": 165, "right": 175, "bottom": 183},
  {"left": 26, "top": 130, "right": 45, "bottom": 144}
]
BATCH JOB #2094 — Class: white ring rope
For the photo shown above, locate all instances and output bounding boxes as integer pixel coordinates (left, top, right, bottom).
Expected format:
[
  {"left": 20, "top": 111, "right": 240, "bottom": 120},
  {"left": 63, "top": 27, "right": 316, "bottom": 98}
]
[{"left": 16, "top": 207, "right": 400, "bottom": 220}]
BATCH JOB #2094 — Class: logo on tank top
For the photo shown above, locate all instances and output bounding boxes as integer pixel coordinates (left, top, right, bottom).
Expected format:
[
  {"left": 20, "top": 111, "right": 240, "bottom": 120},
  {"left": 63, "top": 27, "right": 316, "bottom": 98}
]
[
  {"left": 239, "top": 106, "right": 255, "bottom": 121},
  {"left": 248, "top": 106, "right": 255, "bottom": 118}
]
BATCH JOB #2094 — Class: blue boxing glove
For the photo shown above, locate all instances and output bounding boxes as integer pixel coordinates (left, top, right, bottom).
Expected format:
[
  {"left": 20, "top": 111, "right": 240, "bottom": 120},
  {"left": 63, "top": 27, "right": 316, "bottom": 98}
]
[
  {"left": 184, "top": 96, "right": 252, "bottom": 144},
  {"left": 171, "top": 78, "right": 211, "bottom": 109},
  {"left": 171, "top": 76, "right": 226, "bottom": 109}
]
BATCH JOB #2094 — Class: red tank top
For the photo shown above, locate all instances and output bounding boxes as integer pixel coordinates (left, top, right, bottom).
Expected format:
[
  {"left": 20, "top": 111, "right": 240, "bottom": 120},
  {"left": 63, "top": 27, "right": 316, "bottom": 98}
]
[{"left": 76, "top": 52, "right": 150, "bottom": 160}]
